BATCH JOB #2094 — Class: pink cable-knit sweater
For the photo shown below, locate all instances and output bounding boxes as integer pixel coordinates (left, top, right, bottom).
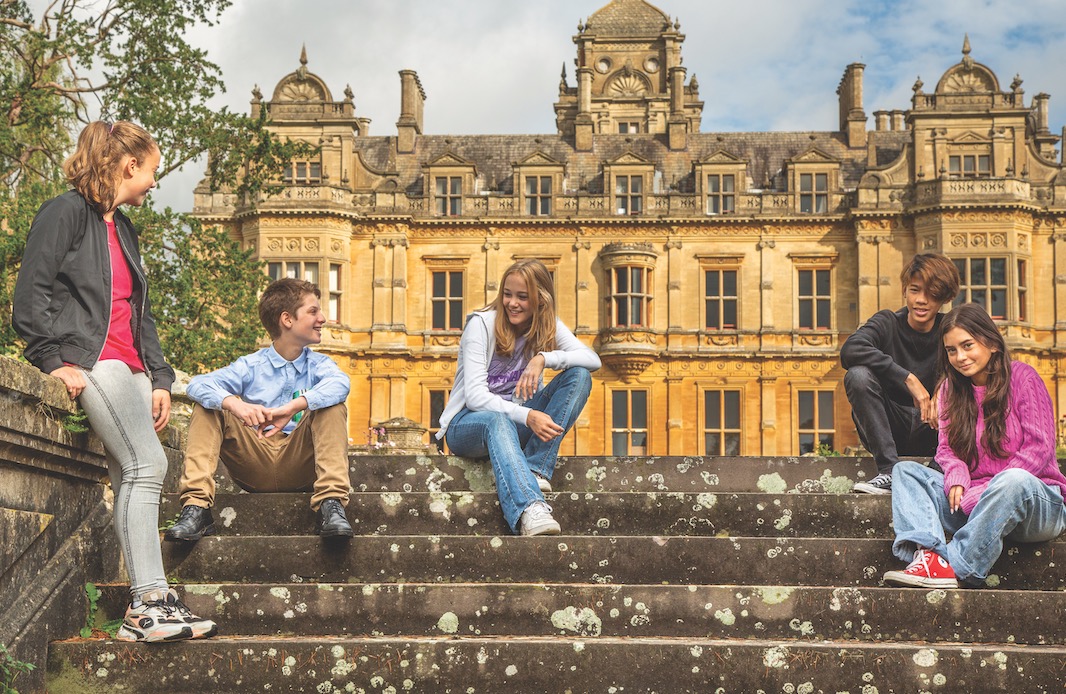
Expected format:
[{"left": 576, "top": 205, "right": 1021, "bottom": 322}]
[{"left": 936, "top": 361, "right": 1066, "bottom": 515}]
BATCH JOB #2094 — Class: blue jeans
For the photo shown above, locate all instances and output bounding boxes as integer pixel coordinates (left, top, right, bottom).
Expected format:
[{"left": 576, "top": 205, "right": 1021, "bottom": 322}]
[
  {"left": 446, "top": 367, "right": 593, "bottom": 533},
  {"left": 891, "top": 460, "right": 1066, "bottom": 583}
]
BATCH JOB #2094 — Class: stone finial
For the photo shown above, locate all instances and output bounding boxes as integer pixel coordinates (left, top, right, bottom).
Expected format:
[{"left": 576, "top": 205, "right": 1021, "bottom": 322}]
[
  {"left": 689, "top": 74, "right": 699, "bottom": 92},
  {"left": 560, "top": 62, "right": 568, "bottom": 90},
  {"left": 578, "top": 19, "right": 585, "bottom": 32},
  {"left": 344, "top": 84, "right": 354, "bottom": 102},
  {"left": 296, "top": 45, "right": 309, "bottom": 80},
  {"left": 674, "top": 18, "right": 680, "bottom": 30},
  {"left": 912, "top": 76, "right": 923, "bottom": 93},
  {"left": 961, "top": 34, "right": 974, "bottom": 69},
  {"left": 251, "top": 84, "right": 262, "bottom": 102},
  {"left": 1011, "top": 74, "right": 1023, "bottom": 92}
]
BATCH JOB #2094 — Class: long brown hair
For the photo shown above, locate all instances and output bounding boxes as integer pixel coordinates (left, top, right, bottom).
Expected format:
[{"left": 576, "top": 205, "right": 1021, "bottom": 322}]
[
  {"left": 62, "top": 121, "right": 157, "bottom": 215},
  {"left": 937, "top": 303, "right": 1012, "bottom": 466},
  {"left": 484, "top": 259, "right": 557, "bottom": 358}
]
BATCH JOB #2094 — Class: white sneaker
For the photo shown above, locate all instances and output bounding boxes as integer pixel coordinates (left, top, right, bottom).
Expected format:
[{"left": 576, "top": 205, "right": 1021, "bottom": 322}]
[
  {"left": 520, "top": 501, "right": 561, "bottom": 536},
  {"left": 534, "top": 473, "right": 552, "bottom": 493}
]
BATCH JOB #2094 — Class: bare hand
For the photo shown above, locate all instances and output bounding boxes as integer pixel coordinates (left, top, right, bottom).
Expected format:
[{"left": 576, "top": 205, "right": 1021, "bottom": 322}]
[
  {"left": 905, "top": 373, "right": 934, "bottom": 428},
  {"left": 151, "top": 389, "right": 171, "bottom": 432},
  {"left": 514, "top": 354, "right": 546, "bottom": 402},
  {"left": 526, "top": 409, "right": 563, "bottom": 442},
  {"left": 223, "top": 396, "right": 272, "bottom": 437},
  {"left": 261, "top": 398, "right": 306, "bottom": 438},
  {"left": 949, "top": 485, "right": 964, "bottom": 514},
  {"left": 50, "top": 365, "right": 86, "bottom": 400}
]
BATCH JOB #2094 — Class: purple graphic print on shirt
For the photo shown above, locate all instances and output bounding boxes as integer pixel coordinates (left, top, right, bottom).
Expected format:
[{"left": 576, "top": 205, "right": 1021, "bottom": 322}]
[{"left": 486, "top": 336, "right": 528, "bottom": 399}]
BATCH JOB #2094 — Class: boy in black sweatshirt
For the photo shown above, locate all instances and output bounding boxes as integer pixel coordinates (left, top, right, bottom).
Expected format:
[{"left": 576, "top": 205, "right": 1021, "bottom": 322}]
[{"left": 840, "top": 253, "right": 960, "bottom": 494}]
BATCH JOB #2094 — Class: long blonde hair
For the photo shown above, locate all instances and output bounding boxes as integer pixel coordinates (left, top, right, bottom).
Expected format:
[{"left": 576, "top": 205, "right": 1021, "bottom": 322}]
[
  {"left": 63, "top": 121, "right": 157, "bottom": 215},
  {"left": 485, "top": 259, "right": 557, "bottom": 358}
]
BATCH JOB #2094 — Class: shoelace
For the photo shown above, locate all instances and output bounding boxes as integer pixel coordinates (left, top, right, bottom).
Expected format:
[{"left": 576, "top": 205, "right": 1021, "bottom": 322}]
[{"left": 908, "top": 550, "right": 931, "bottom": 573}]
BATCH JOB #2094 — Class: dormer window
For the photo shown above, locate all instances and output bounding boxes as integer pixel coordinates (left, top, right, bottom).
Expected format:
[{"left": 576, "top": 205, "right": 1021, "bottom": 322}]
[
  {"left": 696, "top": 152, "right": 747, "bottom": 217},
  {"left": 513, "top": 152, "right": 564, "bottom": 218},
  {"left": 435, "top": 176, "right": 462, "bottom": 216},
  {"left": 618, "top": 122, "right": 641, "bottom": 134},
  {"left": 799, "top": 173, "right": 828, "bottom": 213},
  {"left": 707, "top": 174, "right": 735, "bottom": 214},
  {"left": 615, "top": 175, "right": 643, "bottom": 214}
]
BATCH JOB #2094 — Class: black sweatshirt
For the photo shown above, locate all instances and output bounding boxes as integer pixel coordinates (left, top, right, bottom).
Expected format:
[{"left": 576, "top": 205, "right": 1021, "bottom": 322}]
[{"left": 839, "top": 307, "right": 943, "bottom": 403}]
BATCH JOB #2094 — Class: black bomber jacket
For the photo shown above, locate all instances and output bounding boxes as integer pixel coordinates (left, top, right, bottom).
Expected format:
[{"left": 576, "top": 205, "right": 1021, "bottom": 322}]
[{"left": 13, "top": 190, "right": 175, "bottom": 391}]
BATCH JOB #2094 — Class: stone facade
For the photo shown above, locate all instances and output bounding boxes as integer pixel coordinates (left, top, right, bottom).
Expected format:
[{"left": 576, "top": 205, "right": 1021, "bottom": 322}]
[{"left": 193, "top": 1, "right": 1066, "bottom": 458}]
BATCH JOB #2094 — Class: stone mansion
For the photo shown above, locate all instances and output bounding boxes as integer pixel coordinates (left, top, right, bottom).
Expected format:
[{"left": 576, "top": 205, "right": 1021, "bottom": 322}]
[{"left": 193, "top": 0, "right": 1066, "bottom": 456}]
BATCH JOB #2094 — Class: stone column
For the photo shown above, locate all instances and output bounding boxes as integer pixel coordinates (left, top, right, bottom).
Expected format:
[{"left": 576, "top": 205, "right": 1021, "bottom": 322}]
[
  {"left": 370, "top": 238, "right": 391, "bottom": 333},
  {"left": 665, "top": 236, "right": 683, "bottom": 349},
  {"left": 760, "top": 375, "right": 778, "bottom": 455},
  {"left": 856, "top": 233, "right": 882, "bottom": 322},
  {"left": 483, "top": 237, "right": 501, "bottom": 306},
  {"left": 369, "top": 372, "right": 389, "bottom": 425},
  {"left": 390, "top": 238, "right": 408, "bottom": 330},
  {"left": 666, "top": 376, "right": 684, "bottom": 454},
  {"left": 574, "top": 238, "right": 592, "bottom": 332},
  {"left": 758, "top": 235, "right": 776, "bottom": 351}
]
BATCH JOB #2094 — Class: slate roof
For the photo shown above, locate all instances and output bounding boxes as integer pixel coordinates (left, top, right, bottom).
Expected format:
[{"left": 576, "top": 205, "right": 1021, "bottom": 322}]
[{"left": 585, "top": 0, "right": 672, "bottom": 37}]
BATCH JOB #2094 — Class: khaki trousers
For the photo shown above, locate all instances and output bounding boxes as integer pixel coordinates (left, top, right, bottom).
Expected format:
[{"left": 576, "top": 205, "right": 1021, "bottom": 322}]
[{"left": 179, "top": 403, "right": 351, "bottom": 511}]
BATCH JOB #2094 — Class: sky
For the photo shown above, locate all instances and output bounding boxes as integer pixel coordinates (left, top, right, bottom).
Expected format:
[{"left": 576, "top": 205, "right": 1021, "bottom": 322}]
[{"left": 152, "top": 0, "right": 1066, "bottom": 211}]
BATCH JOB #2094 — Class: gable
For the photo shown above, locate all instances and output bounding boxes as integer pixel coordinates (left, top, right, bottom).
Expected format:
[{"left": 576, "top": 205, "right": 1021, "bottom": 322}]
[{"left": 790, "top": 147, "right": 839, "bottom": 165}]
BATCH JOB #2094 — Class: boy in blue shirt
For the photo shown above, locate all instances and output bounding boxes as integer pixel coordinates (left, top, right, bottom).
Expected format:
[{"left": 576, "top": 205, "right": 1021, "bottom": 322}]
[{"left": 165, "top": 278, "right": 353, "bottom": 541}]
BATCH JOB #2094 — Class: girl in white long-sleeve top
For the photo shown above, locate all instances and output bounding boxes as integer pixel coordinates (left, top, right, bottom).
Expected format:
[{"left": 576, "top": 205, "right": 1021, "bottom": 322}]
[{"left": 436, "top": 259, "right": 601, "bottom": 535}]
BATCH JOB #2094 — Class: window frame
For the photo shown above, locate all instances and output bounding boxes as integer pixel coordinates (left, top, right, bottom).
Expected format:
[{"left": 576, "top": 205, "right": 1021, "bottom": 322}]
[
  {"left": 703, "top": 267, "right": 739, "bottom": 331},
  {"left": 614, "top": 174, "right": 644, "bottom": 215},
  {"left": 434, "top": 176, "right": 463, "bottom": 216},
  {"left": 952, "top": 255, "right": 1027, "bottom": 322},
  {"left": 701, "top": 388, "right": 742, "bottom": 456},
  {"left": 799, "top": 172, "right": 828, "bottom": 214},
  {"left": 610, "top": 389, "right": 648, "bottom": 456},
  {"left": 525, "top": 175, "right": 553, "bottom": 216},
  {"left": 706, "top": 173, "right": 736, "bottom": 215},
  {"left": 796, "top": 389, "right": 835, "bottom": 455},
  {"left": 609, "top": 265, "right": 652, "bottom": 328}
]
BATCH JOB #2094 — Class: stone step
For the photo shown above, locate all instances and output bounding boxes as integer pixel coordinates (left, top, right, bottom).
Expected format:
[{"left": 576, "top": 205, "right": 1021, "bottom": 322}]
[
  {"left": 161, "top": 491, "right": 892, "bottom": 538},
  {"left": 162, "top": 536, "right": 1065, "bottom": 590},
  {"left": 338, "top": 455, "right": 878, "bottom": 494},
  {"left": 93, "top": 582, "right": 1066, "bottom": 646},
  {"left": 47, "top": 636, "right": 1066, "bottom": 693}
]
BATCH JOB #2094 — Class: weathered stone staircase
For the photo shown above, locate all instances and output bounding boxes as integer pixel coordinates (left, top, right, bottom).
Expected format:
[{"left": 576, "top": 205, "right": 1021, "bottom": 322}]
[{"left": 46, "top": 454, "right": 1066, "bottom": 692}]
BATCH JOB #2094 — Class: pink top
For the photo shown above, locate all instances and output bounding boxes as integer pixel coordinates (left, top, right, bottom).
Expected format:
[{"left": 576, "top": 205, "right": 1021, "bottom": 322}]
[
  {"left": 937, "top": 361, "right": 1066, "bottom": 515},
  {"left": 98, "top": 220, "right": 144, "bottom": 372}
]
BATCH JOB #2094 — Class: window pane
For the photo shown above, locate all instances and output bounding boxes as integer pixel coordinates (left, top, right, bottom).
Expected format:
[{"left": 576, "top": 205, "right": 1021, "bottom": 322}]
[
  {"left": 450, "top": 177, "right": 461, "bottom": 195},
  {"left": 990, "top": 289, "right": 1006, "bottom": 319},
  {"left": 432, "top": 302, "right": 445, "bottom": 329},
  {"left": 612, "top": 432, "right": 628, "bottom": 456},
  {"left": 724, "top": 391, "right": 740, "bottom": 429},
  {"left": 819, "top": 433, "right": 834, "bottom": 450},
  {"left": 978, "top": 155, "right": 989, "bottom": 172},
  {"left": 817, "top": 299, "right": 830, "bottom": 328},
  {"left": 631, "top": 177, "right": 642, "bottom": 194},
  {"left": 268, "top": 262, "right": 282, "bottom": 281},
  {"left": 706, "top": 271, "right": 719, "bottom": 297},
  {"left": 450, "top": 272, "right": 463, "bottom": 297},
  {"left": 616, "top": 177, "right": 629, "bottom": 195},
  {"left": 799, "top": 301, "right": 812, "bottom": 329},
  {"left": 816, "top": 269, "right": 830, "bottom": 295},
  {"left": 329, "top": 264, "right": 341, "bottom": 292},
  {"left": 449, "top": 301, "right": 463, "bottom": 329},
  {"left": 430, "top": 391, "right": 446, "bottom": 428},
  {"left": 799, "top": 391, "right": 814, "bottom": 429},
  {"left": 723, "top": 300, "right": 737, "bottom": 329},
  {"left": 435, "top": 177, "right": 447, "bottom": 196},
  {"left": 973, "top": 291, "right": 987, "bottom": 309},
  {"left": 296, "top": 162, "right": 307, "bottom": 179},
  {"left": 798, "top": 270, "right": 812, "bottom": 295},
  {"left": 631, "top": 432, "right": 647, "bottom": 454},
  {"left": 723, "top": 175, "right": 734, "bottom": 192},
  {"left": 631, "top": 297, "right": 643, "bottom": 326},
  {"left": 706, "top": 301, "right": 719, "bottom": 329},
  {"left": 304, "top": 264, "right": 319, "bottom": 285},
  {"left": 285, "top": 263, "right": 299, "bottom": 279},
  {"left": 799, "top": 433, "right": 815, "bottom": 455},
  {"left": 953, "top": 259, "right": 966, "bottom": 283},
  {"left": 630, "top": 268, "right": 643, "bottom": 294},
  {"left": 433, "top": 272, "right": 445, "bottom": 296},
  {"left": 800, "top": 174, "right": 812, "bottom": 192},
  {"left": 539, "top": 197, "right": 551, "bottom": 215},
  {"left": 971, "top": 258, "right": 986, "bottom": 285},
  {"left": 818, "top": 391, "right": 834, "bottom": 429},
  {"left": 963, "top": 156, "right": 975, "bottom": 173},
  {"left": 631, "top": 391, "right": 647, "bottom": 428},
  {"left": 949, "top": 157, "right": 961, "bottom": 173},
  {"left": 815, "top": 195, "right": 828, "bottom": 213},
  {"left": 542, "top": 177, "right": 552, "bottom": 195},
  {"left": 990, "top": 258, "right": 1006, "bottom": 285},
  {"left": 612, "top": 391, "right": 628, "bottom": 429},
  {"left": 723, "top": 271, "right": 737, "bottom": 296},
  {"left": 724, "top": 433, "right": 741, "bottom": 456},
  {"left": 615, "top": 268, "right": 628, "bottom": 294},
  {"left": 705, "top": 432, "right": 721, "bottom": 456},
  {"left": 615, "top": 298, "right": 627, "bottom": 326},
  {"left": 708, "top": 175, "right": 720, "bottom": 193},
  {"left": 815, "top": 173, "right": 827, "bottom": 191},
  {"left": 328, "top": 294, "right": 339, "bottom": 321},
  {"left": 705, "top": 391, "right": 721, "bottom": 429}
]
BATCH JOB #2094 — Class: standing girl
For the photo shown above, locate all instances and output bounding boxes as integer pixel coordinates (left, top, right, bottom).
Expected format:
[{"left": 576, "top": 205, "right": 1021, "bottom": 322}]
[
  {"left": 883, "top": 303, "right": 1066, "bottom": 588},
  {"left": 437, "top": 259, "right": 600, "bottom": 536},
  {"left": 13, "top": 121, "right": 216, "bottom": 641}
]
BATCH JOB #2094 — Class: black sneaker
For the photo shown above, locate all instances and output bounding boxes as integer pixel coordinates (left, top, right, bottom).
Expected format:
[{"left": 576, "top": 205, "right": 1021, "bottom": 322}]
[
  {"left": 318, "top": 498, "right": 354, "bottom": 538},
  {"left": 853, "top": 472, "right": 892, "bottom": 495},
  {"left": 164, "top": 505, "right": 215, "bottom": 542}
]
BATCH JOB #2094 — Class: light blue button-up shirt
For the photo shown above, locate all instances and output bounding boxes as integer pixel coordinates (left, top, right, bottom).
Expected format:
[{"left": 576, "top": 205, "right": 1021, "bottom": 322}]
[{"left": 187, "top": 345, "right": 350, "bottom": 434}]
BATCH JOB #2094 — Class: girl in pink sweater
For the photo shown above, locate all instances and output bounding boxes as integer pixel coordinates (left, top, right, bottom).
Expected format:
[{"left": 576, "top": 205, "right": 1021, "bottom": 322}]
[{"left": 883, "top": 303, "right": 1066, "bottom": 588}]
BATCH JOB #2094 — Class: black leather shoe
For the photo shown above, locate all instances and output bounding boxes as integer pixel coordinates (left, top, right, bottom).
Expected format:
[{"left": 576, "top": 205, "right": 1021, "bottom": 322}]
[
  {"left": 164, "top": 505, "right": 215, "bottom": 542},
  {"left": 318, "top": 499, "right": 353, "bottom": 538}
]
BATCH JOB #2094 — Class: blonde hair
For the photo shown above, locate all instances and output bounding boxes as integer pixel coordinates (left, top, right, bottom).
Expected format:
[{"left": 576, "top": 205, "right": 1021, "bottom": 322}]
[
  {"left": 485, "top": 259, "right": 557, "bottom": 358},
  {"left": 63, "top": 121, "right": 157, "bottom": 215}
]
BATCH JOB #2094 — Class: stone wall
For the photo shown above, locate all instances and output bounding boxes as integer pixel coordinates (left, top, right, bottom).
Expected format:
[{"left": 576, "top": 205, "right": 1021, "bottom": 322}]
[{"left": 0, "top": 357, "right": 179, "bottom": 694}]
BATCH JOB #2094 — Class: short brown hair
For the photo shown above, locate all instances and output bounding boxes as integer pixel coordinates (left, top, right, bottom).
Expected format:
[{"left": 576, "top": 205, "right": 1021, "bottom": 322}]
[
  {"left": 899, "top": 253, "right": 960, "bottom": 303},
  {"left": 259, "top": 278, "right": 320, "bottom": 339},
  {"left": 63, "top": 121, "right": 157, "bottom": 215}
]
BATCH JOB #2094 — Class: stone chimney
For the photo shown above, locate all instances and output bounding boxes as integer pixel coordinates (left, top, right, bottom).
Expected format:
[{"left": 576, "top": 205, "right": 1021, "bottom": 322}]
[
  {"left": 396, "top": 70, "right": 425, "bottom": 154},
  {"left": 667, "top": 66, "right": 688, "bottom": 151},
  {"left": 837, "top": 63, "right": 867, "bottom": 148}
]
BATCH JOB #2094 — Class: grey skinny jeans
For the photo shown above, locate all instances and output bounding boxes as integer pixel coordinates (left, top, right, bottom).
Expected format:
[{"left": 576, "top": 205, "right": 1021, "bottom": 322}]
[{"left": 79, "top": 360, "right": 169, "bottom": 599}]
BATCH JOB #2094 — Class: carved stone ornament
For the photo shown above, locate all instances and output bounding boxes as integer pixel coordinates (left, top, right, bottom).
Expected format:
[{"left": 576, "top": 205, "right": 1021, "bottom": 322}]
[{"left": 601, "top": 354, "right": 655, "bottom": 383}]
